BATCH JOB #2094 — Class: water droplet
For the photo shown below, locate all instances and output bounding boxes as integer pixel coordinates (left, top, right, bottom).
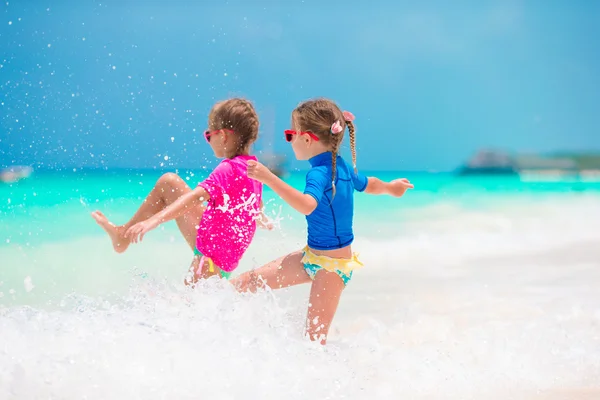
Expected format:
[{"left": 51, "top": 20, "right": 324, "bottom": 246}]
[
  {"left": 8, "top": 21, "right": 12, "bottom": 25},
  {"left": 170, "top": 137, "right": 175, "bottom": 142},
  {"left": 164, "top": 155, "right": 169, "bottom": 161},
  {"left": 82, "top": 37, "right": 86, "bottom": 41},
  {"left": 112, "top": 65, "right": 116, "bottom": 70},
  {"left": 24, "top": 276, "right": 34, "bottom": 292},
  {"left": 224, "top": 72, "right": 228, "bottom": 77},
  {"left": 47, "top": 43, "right": 51, "bottom": 48}
]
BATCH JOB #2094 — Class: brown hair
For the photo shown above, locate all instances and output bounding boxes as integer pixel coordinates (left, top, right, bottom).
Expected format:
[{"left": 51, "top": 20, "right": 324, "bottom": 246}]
[
  {"left": 208, "top": 98, "right": 259, "bottom": 158},
  {"left": 292, "top": 98, "right": 358, "bottom": 196}
]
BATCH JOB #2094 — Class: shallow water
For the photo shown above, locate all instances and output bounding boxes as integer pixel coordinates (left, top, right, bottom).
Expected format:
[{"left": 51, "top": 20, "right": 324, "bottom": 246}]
[{"left": 1, "top": 172, "right": 600, "bottom": 398}]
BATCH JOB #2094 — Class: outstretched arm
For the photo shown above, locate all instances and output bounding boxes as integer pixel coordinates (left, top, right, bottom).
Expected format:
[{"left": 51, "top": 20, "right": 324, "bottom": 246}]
[
  {"left": 365, "top": 176, "right": 414, "bottom": 197},
  {"left": 262, "top": 174, "right": 317, "bottom": 216},
  {"left": 126, "top": 186, "right": 210, "bottom": 242},
  {"left": 247, "top": 160, "right": 317, "bottom": 216}
]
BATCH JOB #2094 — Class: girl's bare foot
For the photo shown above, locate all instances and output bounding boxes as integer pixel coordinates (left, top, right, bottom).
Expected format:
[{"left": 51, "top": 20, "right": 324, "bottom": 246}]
[{"left": 91, "top": 211, "right": 130, "bottom": 253}]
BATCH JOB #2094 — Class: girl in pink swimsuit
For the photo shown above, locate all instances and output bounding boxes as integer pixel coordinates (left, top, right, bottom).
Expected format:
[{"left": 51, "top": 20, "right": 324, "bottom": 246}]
[{"left": 91, "top": 98, "right": 272, "bottom": 283}]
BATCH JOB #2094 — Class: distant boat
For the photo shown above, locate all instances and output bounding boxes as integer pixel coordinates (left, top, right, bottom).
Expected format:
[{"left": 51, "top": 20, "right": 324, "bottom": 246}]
[
  {"left": 458, "top": 150, "right": 518, "bottom": 176},
  {"left": 458, "top": 150, "right": 600, "bottom": 178},
  {"left": 0, "top": 165, "right": 33, "bottom": 183},
  {"left": 515, "top": 154, "right": 578, "bottom": 178}
]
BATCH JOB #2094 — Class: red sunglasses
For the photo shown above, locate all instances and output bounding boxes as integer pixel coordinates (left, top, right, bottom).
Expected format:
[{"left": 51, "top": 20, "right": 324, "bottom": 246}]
[
  {"left": 204, "top": 129, "right": 234, "bottom": 143},
  {"left": 284, "top": 130, "right": 320, "bottom": 142}
]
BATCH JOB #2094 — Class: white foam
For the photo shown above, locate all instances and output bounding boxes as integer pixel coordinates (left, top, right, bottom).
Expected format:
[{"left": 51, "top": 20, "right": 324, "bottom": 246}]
[
  {"left": 1, "top": 194, "right": 599, "bottom": 398},
  {"left": 1, "top": 271, "right": 599, "bottom": 399}
]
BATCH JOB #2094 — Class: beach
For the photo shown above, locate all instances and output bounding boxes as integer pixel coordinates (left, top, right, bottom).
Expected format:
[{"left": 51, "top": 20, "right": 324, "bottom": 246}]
[{"left": 1, "top": 170, "right": 599, "bottom": 399}]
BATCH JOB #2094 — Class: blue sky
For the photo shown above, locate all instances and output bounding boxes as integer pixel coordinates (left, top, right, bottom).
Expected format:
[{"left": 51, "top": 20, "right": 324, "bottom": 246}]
[{"left": 1, "top": 0, "right": 599, "bottom": 171}]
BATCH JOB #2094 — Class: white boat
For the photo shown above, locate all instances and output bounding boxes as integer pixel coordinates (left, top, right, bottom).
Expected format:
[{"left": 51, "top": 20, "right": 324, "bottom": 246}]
[{"left": 0, "top": 165, "right": 33, "bottom": 183}]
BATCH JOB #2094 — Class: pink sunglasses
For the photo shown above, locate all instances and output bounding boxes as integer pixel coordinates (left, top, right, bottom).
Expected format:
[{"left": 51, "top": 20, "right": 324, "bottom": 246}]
[
  {"left": 204, "top": 129, "right": 234, "bottom": 143},
  {"left": 284, "top": 130, "right": 320, "bottom": 142}
]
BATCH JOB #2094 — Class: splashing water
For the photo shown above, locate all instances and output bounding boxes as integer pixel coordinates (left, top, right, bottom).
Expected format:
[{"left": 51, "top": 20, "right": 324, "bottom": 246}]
[{"left": 1, "top": 175, "right": 600, "bottom": 398}]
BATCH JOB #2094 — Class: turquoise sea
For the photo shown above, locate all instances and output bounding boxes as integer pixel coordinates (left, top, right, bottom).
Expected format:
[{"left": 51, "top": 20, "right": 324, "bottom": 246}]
[{"left": 1, "top": 170, "right": 600, "bottom": 398}]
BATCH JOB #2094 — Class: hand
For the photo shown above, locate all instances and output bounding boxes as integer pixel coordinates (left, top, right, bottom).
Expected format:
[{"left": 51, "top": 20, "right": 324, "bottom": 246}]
[
  {"left": 388, "top": 178, "right": 414, "bottom": 197},
  {"left": 247, "top": 160, "right": 274, "bottom": 184},
  {"left": 257, "top": 217, "right": 275, "bottom": 231},
  {"left": 256, "top": 210, "right": 275, "bottom": 231},
  {"left": 125, "top": 218, "right": 159, "bottom": 243}
]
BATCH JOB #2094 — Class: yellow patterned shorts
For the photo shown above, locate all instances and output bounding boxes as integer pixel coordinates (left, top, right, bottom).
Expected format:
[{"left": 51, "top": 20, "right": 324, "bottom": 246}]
[{"left": 301, "top": 246, "right": 364, "bottom": 286}]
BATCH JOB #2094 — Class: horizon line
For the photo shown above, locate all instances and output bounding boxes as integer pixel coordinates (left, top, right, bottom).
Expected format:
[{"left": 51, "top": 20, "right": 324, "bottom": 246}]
[{"left": 9, "top": 166, "right": 455, "bottom": 174}]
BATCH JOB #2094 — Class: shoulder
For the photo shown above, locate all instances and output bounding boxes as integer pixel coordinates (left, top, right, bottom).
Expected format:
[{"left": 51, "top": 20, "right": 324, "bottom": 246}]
[
  {"left": 211, "top": 159, "right": 235, "bottom": 176},
  {"left": 306, "top": 166, "right": 329, "bottom": 181},
  {"left": 334, "top": 156, "right": 353, "bottom": 177},
  {"left": 200, "top": 161, "right": 235, "bottom": 188},
  {"left": 336, "top": 156, "right": 350, "bottom": 169}
]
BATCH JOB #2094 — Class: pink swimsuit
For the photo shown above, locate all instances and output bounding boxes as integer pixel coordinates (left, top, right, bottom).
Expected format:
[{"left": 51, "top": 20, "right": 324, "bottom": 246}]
[{"left": 196, "top": 155, "right": 262, "bottom": 272}]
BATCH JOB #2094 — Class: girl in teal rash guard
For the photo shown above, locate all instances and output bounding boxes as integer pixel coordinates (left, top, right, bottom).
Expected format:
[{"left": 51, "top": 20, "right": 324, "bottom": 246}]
[{"left": 231, "top": 98, "right": 414, "bottom": 345}]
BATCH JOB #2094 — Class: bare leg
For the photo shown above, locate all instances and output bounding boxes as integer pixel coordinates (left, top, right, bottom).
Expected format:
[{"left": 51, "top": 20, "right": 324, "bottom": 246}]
[
  {"left": 232, "top": 251, "right": 346, "bottom": 345},
  {"left": 231, "top": 251, "right": 311, "bottom": 293},
  {"left": 92, "top": 173, "right": 204, "bottom": 253},
  {"left": 183, "top": 255, "right": 223, "bottom": 287},
  {"left": 305, "top": 270, "right": 345, "bottom": 345}
]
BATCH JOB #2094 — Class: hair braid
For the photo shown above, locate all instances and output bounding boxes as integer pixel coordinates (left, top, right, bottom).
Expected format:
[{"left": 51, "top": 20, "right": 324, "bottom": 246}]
[
  {"left": 347, "top": 120, "right": 357, "bottom": 173},
  {"left": 331, "top": 146, "right": 338, "bottom": 199}
]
